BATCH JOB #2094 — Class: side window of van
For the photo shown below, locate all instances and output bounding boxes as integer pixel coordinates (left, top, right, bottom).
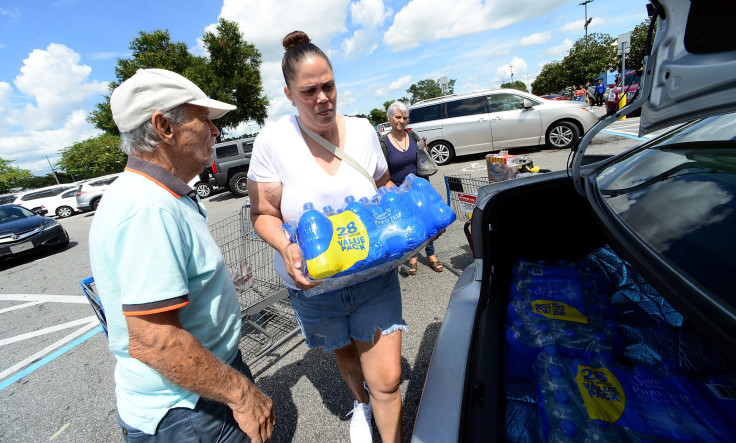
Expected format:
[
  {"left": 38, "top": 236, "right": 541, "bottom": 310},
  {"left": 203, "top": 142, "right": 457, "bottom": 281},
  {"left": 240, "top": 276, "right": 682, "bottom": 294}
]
[
  {"left": 243, "top": 141, "right": 254, "bottom": 153},
  {"left": 216, "top": 144, "right": 239, "bottom": 158},
  {"left": 410, "top": 104, "right": 443, "bottom": 124},
  {"left": 445, "top": 97, "right": 487, "bottom": 118},
  {"left": 488, "top": 93, "right": 527, "bottom": 112}
]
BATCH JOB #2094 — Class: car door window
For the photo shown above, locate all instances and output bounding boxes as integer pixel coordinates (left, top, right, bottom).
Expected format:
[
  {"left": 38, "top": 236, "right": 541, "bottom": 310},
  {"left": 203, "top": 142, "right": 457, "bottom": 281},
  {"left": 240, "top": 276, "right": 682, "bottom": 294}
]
[
  {"left": 445, "top": 97, "right": 488, "bottom": 119},
  {"left": 216, "top": 144, "right": 239, "bottom": 158},
  {"left": 487, "top": 93, "right": 527, "bottom": 112},
  {"left": 409, "top": 104, "right": 443, "bottom": 124}
]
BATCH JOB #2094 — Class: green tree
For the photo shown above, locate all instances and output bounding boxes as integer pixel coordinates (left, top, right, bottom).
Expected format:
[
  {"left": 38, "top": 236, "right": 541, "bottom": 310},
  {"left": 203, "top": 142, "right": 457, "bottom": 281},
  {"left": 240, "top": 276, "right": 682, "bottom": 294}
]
[
  {"left": 564, "top": 33, "right": 618, "bottom": 87},
  {"left": 531, "top": 61, "right": 567, "bottom": 95},
  {"left": 406, "top": 78, "right": 456, "bottom": 104},
  {"left": 198, "top": 18, "right": 269, "bottom": 132},
  {"left": 626, "top": 18, "right": 655, "bottom": 71},
  {"left": 0, "top": 158, "right": 32, "bottom": 193},
  {"left": 369, "top": 108, "right": 387, "bottom": 125},
  {"left": 88, "top": 22, "right": 268, "bottom": 138},
  {"left": 57, "top": 134, "right": 127, "bottom": 179},
  {"left": 88, "top": 30, "right": 198, "bottom": 136},
  {"left": 500, "top": 80, "right": 528, "bottom": 92}
]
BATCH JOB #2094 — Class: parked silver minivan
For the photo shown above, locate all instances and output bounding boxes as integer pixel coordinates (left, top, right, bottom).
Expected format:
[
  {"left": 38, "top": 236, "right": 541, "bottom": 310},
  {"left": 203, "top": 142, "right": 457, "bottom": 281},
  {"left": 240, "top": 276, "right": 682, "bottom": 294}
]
[{"left": 407, "top": 89, "right": 598, "bottom": 165}]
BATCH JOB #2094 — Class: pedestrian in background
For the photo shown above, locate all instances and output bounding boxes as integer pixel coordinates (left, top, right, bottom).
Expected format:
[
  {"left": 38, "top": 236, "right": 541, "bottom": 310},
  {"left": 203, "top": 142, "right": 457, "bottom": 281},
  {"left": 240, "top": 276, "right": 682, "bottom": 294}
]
[
  {"left": 379, "top": 101, "right": 443, "bottom": 275},
  {"left": 594, "top": 79, "right": 606, "bottom": 107},
  {"left": 89, "top": 68, "right": 275, "bottom": 443}
]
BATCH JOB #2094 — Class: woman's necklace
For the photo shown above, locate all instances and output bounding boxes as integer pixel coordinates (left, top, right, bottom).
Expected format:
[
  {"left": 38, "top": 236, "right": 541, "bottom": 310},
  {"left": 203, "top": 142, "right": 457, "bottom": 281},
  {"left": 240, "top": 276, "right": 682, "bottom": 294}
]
[{"left": 390, "top": 132, "right": 408, "bottom": 151}]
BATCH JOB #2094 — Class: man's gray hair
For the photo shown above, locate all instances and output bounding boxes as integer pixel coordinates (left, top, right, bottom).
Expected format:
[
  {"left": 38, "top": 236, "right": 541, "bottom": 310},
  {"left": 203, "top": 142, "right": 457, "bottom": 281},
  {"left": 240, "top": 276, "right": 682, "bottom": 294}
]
[
  {"left": 386, "top": 101, "right": 409, "bottom": 118},
  {"left": 119, "top": 105, "right": 189, "bottom": 156}
]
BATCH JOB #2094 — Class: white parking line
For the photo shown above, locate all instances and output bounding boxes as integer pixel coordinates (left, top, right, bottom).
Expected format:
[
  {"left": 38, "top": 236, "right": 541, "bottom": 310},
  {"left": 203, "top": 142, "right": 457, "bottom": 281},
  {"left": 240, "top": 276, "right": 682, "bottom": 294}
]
[
  {"left": 0, "top": 316, "right": 97, "bottom": 346},
  {"left": 0, "top": 321, "right": 99, "bottom": 381},
  {"left": 0, "top": 294, "right": 89, "bottom": 304},
  {"left": 0, "top": 300, "right": 42, "bottom": 314}
]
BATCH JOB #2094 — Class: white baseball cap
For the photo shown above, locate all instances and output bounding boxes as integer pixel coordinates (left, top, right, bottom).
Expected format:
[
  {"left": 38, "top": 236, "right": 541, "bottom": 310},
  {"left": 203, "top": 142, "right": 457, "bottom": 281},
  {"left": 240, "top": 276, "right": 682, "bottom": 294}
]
[{"left": 110, "top": 68, "right": 237, "bottom": 133}]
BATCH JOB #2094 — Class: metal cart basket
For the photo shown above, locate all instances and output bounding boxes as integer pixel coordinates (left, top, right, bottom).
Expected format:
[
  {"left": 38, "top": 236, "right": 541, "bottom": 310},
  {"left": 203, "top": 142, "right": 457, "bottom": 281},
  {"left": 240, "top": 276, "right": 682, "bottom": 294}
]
[
  {"left": 443, "top": 174, "right": 491, "bottom": 220},
  {"left": 208, "top": 203, "right": 301, "bottom": 364}
]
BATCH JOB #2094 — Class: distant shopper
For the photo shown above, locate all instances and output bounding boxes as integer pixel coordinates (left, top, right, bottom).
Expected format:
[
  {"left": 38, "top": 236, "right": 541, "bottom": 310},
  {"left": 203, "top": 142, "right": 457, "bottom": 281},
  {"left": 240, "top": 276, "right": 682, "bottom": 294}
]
[
  {"left": 89, "top": 68, "right": 275, "bottom": 443},
  {"left": 379, "top": 101, "right": 444, "bottom": 275},
  {"left": 594, "top": 79, "right": 606, "bottom": 107}
]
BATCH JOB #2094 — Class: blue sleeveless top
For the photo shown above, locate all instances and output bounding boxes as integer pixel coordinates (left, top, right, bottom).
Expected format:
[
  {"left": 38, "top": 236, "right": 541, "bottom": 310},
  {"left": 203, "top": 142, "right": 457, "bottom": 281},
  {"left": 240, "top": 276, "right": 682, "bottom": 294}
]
[{"left": 386, "top": 134, "right": 418, "bottom": 186}]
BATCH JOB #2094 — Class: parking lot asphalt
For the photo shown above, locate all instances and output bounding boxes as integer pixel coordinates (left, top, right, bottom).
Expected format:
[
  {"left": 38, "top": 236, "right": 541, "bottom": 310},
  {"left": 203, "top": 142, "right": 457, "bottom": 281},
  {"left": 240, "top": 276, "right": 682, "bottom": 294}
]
[{"left": 0, "top": 120, "right": 639, "bottom": 442}]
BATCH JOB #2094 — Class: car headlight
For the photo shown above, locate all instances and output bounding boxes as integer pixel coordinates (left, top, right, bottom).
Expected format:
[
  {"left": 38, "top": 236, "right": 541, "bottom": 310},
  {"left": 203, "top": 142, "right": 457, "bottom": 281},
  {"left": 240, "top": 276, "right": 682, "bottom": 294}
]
[{"left": 42, "top": 219, "right": 60, "bottom": 230}]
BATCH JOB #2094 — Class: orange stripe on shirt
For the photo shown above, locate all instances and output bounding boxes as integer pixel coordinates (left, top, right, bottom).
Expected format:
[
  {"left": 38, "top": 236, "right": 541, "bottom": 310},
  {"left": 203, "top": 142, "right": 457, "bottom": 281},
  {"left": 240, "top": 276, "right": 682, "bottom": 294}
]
[
  {"left": 125, "top": 167, "right": 183, "bottom": 199},
  {"left": 122, "top": 301, "right": 190, "bottom": 316}
]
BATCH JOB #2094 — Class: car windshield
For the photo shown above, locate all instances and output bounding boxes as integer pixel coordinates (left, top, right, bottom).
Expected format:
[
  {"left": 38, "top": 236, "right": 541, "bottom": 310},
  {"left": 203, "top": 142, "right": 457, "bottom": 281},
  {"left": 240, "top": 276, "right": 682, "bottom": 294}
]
[
  {"left": 0, "top": 205, "right": 35, "bottom": 222},
  {"left": 595, "top": 112, "right": 736, "bottom": 305},
  {"left": 623, "top": 72, "right": 641, "bottom": 87}
]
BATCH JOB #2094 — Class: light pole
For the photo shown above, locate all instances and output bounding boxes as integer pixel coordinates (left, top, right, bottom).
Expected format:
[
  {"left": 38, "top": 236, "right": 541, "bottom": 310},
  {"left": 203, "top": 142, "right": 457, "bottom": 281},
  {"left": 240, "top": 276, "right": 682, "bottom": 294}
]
[
  {"left": 507, "top": 64, "right": 514, "bottom": 84},
  {"left": 579, "top": 0, "right": 594, "bottom": 43},
  {"left": 46, "top": 156, "right": 60, "bottom": 184}
]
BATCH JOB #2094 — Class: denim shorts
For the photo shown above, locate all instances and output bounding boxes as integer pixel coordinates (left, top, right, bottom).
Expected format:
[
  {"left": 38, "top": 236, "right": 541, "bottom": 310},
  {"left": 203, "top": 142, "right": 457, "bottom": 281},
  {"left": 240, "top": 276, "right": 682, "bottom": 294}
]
[
  {"left": 288, "top": 269, "right": 407, "bottom": 352},
  {"left": 119, "top": 351, "right": 253, "bottom": 442}
]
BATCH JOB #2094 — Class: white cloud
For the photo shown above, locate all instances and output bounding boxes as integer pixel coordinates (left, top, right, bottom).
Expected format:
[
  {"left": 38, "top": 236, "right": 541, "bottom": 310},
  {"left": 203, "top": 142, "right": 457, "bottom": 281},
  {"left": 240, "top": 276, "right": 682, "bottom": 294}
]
[
  {"left": 388, "top": 75, "right": 411, "bottom": 91},
  {"left": 561, "top": 16, "right": 606, "bottom": 33},
  {"left": 1, "top": 110, "right": 101, "bottom": 172},
  {"left": 520, "top": 31, "right": 552, "bottom": 47},
  {"left": 545, "top": 38, "right": 573, "bottom": 56},
  {"left": 12, "top": 44, "right": 108, "bottom": 131},
  {"left": 494, "top": 56, "right": 528, "bottom": 84},
  {"left": 0, "top": 7, "right": 21, "bottom": 20},
  {"left": 384, "top": 0, "right": 569, "bottom": 51},
  {"left": 219, "top": 0, "right": 350, "bottom": 64},
  {"left": 342, "top": 0, "right": 392, "bottom": 58},
  {"left": 0, "top": 44, "right": 109, "bottom": 173}
]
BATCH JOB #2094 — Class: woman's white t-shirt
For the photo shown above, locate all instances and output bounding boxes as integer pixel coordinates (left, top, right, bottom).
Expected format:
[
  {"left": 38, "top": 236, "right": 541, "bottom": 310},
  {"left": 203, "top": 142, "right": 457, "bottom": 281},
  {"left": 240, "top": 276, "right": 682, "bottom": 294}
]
[{"left": 247, "top": 114, "right": 388, "bottom": 288}]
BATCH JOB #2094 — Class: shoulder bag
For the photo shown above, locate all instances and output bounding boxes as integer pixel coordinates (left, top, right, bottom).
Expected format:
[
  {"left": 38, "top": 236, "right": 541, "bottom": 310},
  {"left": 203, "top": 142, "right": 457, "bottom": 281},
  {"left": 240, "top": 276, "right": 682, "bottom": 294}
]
[{"left": 296, "top": 117, "right": 377, "bottom": 191}]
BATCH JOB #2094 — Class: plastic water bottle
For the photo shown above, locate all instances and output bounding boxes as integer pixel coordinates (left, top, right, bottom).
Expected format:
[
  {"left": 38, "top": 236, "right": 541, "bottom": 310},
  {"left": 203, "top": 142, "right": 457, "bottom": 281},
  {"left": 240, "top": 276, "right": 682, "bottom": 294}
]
[
  {"left": 343, "top": 196, "right": 384, "bottom": 265},
  {"left": 548, "top": 419, "right": 580, "bottom": 442},
  {"left": 585, "top": 419, "right": 622, "bottom": 442},
  {"left": 505, "top": 320, "right": 557, "bottom": 379},
  {"left": 376, "top": 187, "right": 425, "bottom": 259},
  {"left": 297, "top": 202, "right": 337, "bottom": 278},
  {"left": 403, "top": 173, "right": 456, "bottom": 235}
]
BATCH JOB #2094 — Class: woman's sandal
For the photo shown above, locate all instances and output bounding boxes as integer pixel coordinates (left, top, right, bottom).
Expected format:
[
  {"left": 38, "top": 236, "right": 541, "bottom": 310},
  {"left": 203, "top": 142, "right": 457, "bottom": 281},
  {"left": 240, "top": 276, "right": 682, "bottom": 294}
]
[
  {"left": 407, "top": 262, "right": 418, "bottom": 275},
  {"left": 429, "top": 259, "right": 444, "bottom": 272}
]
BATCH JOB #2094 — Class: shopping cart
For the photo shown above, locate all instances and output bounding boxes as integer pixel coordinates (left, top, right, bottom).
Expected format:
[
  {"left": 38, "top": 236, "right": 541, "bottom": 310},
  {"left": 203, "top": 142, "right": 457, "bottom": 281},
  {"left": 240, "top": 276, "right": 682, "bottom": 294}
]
[
  {"left": 209, "top": 203, "right": 301, "bottom": 364},
  {"left": 444, "top": 174, "right": 491, "bottom": 220},
  {"left": 80, "top": 203, "right": 301, "bottom": 365}
]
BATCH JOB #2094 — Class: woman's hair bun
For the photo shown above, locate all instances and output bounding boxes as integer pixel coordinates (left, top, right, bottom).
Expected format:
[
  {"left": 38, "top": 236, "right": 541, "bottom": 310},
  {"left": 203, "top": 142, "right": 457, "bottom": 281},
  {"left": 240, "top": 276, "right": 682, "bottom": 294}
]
[{"left": 283, "top": 31, "right": 311, "bottom": 51}]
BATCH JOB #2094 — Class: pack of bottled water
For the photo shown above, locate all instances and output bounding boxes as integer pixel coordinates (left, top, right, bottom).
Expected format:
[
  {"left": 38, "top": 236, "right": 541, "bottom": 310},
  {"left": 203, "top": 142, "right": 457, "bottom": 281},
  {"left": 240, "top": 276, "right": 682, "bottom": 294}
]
[
  {"left": 535, "top": 347, "right": 736, "bottom": 442},
  {"left": 283, "top": 174, "right": 455, "bottom": 296},
  {"left": 504, "top": 259, "right": 624, "bottom": 379},
  {"left": 503, "top": 251, "right": 736, "bottom": 442}
]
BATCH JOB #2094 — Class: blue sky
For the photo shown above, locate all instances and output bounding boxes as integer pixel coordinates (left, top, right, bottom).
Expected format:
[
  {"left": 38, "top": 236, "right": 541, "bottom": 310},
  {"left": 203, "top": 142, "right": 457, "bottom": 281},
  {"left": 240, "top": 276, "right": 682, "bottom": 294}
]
[{"left": 0, "top": 0, "right": 649, "bottom": 174}]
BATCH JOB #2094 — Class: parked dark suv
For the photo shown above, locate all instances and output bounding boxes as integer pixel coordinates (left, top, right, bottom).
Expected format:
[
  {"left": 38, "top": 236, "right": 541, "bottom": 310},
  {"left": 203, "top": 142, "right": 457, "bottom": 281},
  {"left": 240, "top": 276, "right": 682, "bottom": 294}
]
[
  {"left": 208, "top": 137, "right": 255, "bottom": 197},
  {"left": 414, "top": 1, "right": 736, "bottom": 441}
]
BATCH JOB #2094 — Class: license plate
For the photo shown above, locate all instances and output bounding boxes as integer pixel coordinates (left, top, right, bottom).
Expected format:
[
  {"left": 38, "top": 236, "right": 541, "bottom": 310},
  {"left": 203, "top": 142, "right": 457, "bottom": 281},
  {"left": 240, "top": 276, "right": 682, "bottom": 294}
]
[{"left": 10, "top": 242, "right": 34, "bottom": 254}]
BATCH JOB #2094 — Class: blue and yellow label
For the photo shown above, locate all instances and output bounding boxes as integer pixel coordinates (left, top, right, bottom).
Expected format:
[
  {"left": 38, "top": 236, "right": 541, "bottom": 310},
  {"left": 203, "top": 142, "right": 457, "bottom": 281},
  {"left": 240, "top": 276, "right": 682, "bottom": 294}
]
[
  {"left": 575, "top": 365, "right": 626, "bottom": 422},
  {"left": 531, "top": 299, "right": 589, "bottom": 324},
  {"left": 306, "top": 211, "right": 370, "bottom": 279}
]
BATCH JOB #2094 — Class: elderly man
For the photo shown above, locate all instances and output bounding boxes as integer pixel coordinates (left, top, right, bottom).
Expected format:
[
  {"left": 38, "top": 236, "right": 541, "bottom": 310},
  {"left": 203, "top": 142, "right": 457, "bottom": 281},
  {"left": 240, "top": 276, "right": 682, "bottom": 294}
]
[{"left": 89, "top": 69, "right": 274, "bottom": 442}]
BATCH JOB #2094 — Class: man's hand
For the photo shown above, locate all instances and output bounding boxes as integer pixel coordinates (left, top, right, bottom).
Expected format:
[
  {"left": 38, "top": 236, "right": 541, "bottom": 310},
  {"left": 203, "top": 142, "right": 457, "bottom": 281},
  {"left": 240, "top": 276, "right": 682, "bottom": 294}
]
[{"left": 231, "top": 383, "right": 275, "bottom": 443}]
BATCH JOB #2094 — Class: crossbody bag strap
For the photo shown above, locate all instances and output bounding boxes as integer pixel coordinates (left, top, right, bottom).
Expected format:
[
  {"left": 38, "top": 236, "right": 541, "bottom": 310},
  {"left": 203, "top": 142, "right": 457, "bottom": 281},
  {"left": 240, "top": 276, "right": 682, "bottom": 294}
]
[{"left": 296, "top": 116, "right": 377, "bottom": 191}]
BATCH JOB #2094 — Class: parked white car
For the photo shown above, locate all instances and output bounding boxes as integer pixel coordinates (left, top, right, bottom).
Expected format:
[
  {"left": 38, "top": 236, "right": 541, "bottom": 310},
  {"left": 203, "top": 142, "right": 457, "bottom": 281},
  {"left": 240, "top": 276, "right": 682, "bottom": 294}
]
[
  {"left": 13, "top": 184, "right": 77, "bottom": 213},
  {"left": 43, "top": 188, "right": 80, "bottom": 218}
]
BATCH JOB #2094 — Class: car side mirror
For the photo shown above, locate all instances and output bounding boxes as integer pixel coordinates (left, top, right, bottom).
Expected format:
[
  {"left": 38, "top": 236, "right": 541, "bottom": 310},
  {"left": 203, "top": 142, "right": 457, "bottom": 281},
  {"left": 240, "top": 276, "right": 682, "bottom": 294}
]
[
  {"left": 36, "top": 208, "right": 48, "bottom": 216},
  {"left": 523, "top": 99, "right": 533, "bottom": 109}
]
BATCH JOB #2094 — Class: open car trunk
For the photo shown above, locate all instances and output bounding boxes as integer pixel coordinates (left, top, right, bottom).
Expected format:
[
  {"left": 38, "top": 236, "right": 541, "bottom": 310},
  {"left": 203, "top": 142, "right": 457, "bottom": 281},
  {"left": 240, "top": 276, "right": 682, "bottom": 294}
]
[{"left": 456, "top": 168, "right": 736, "bottom": 441}]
